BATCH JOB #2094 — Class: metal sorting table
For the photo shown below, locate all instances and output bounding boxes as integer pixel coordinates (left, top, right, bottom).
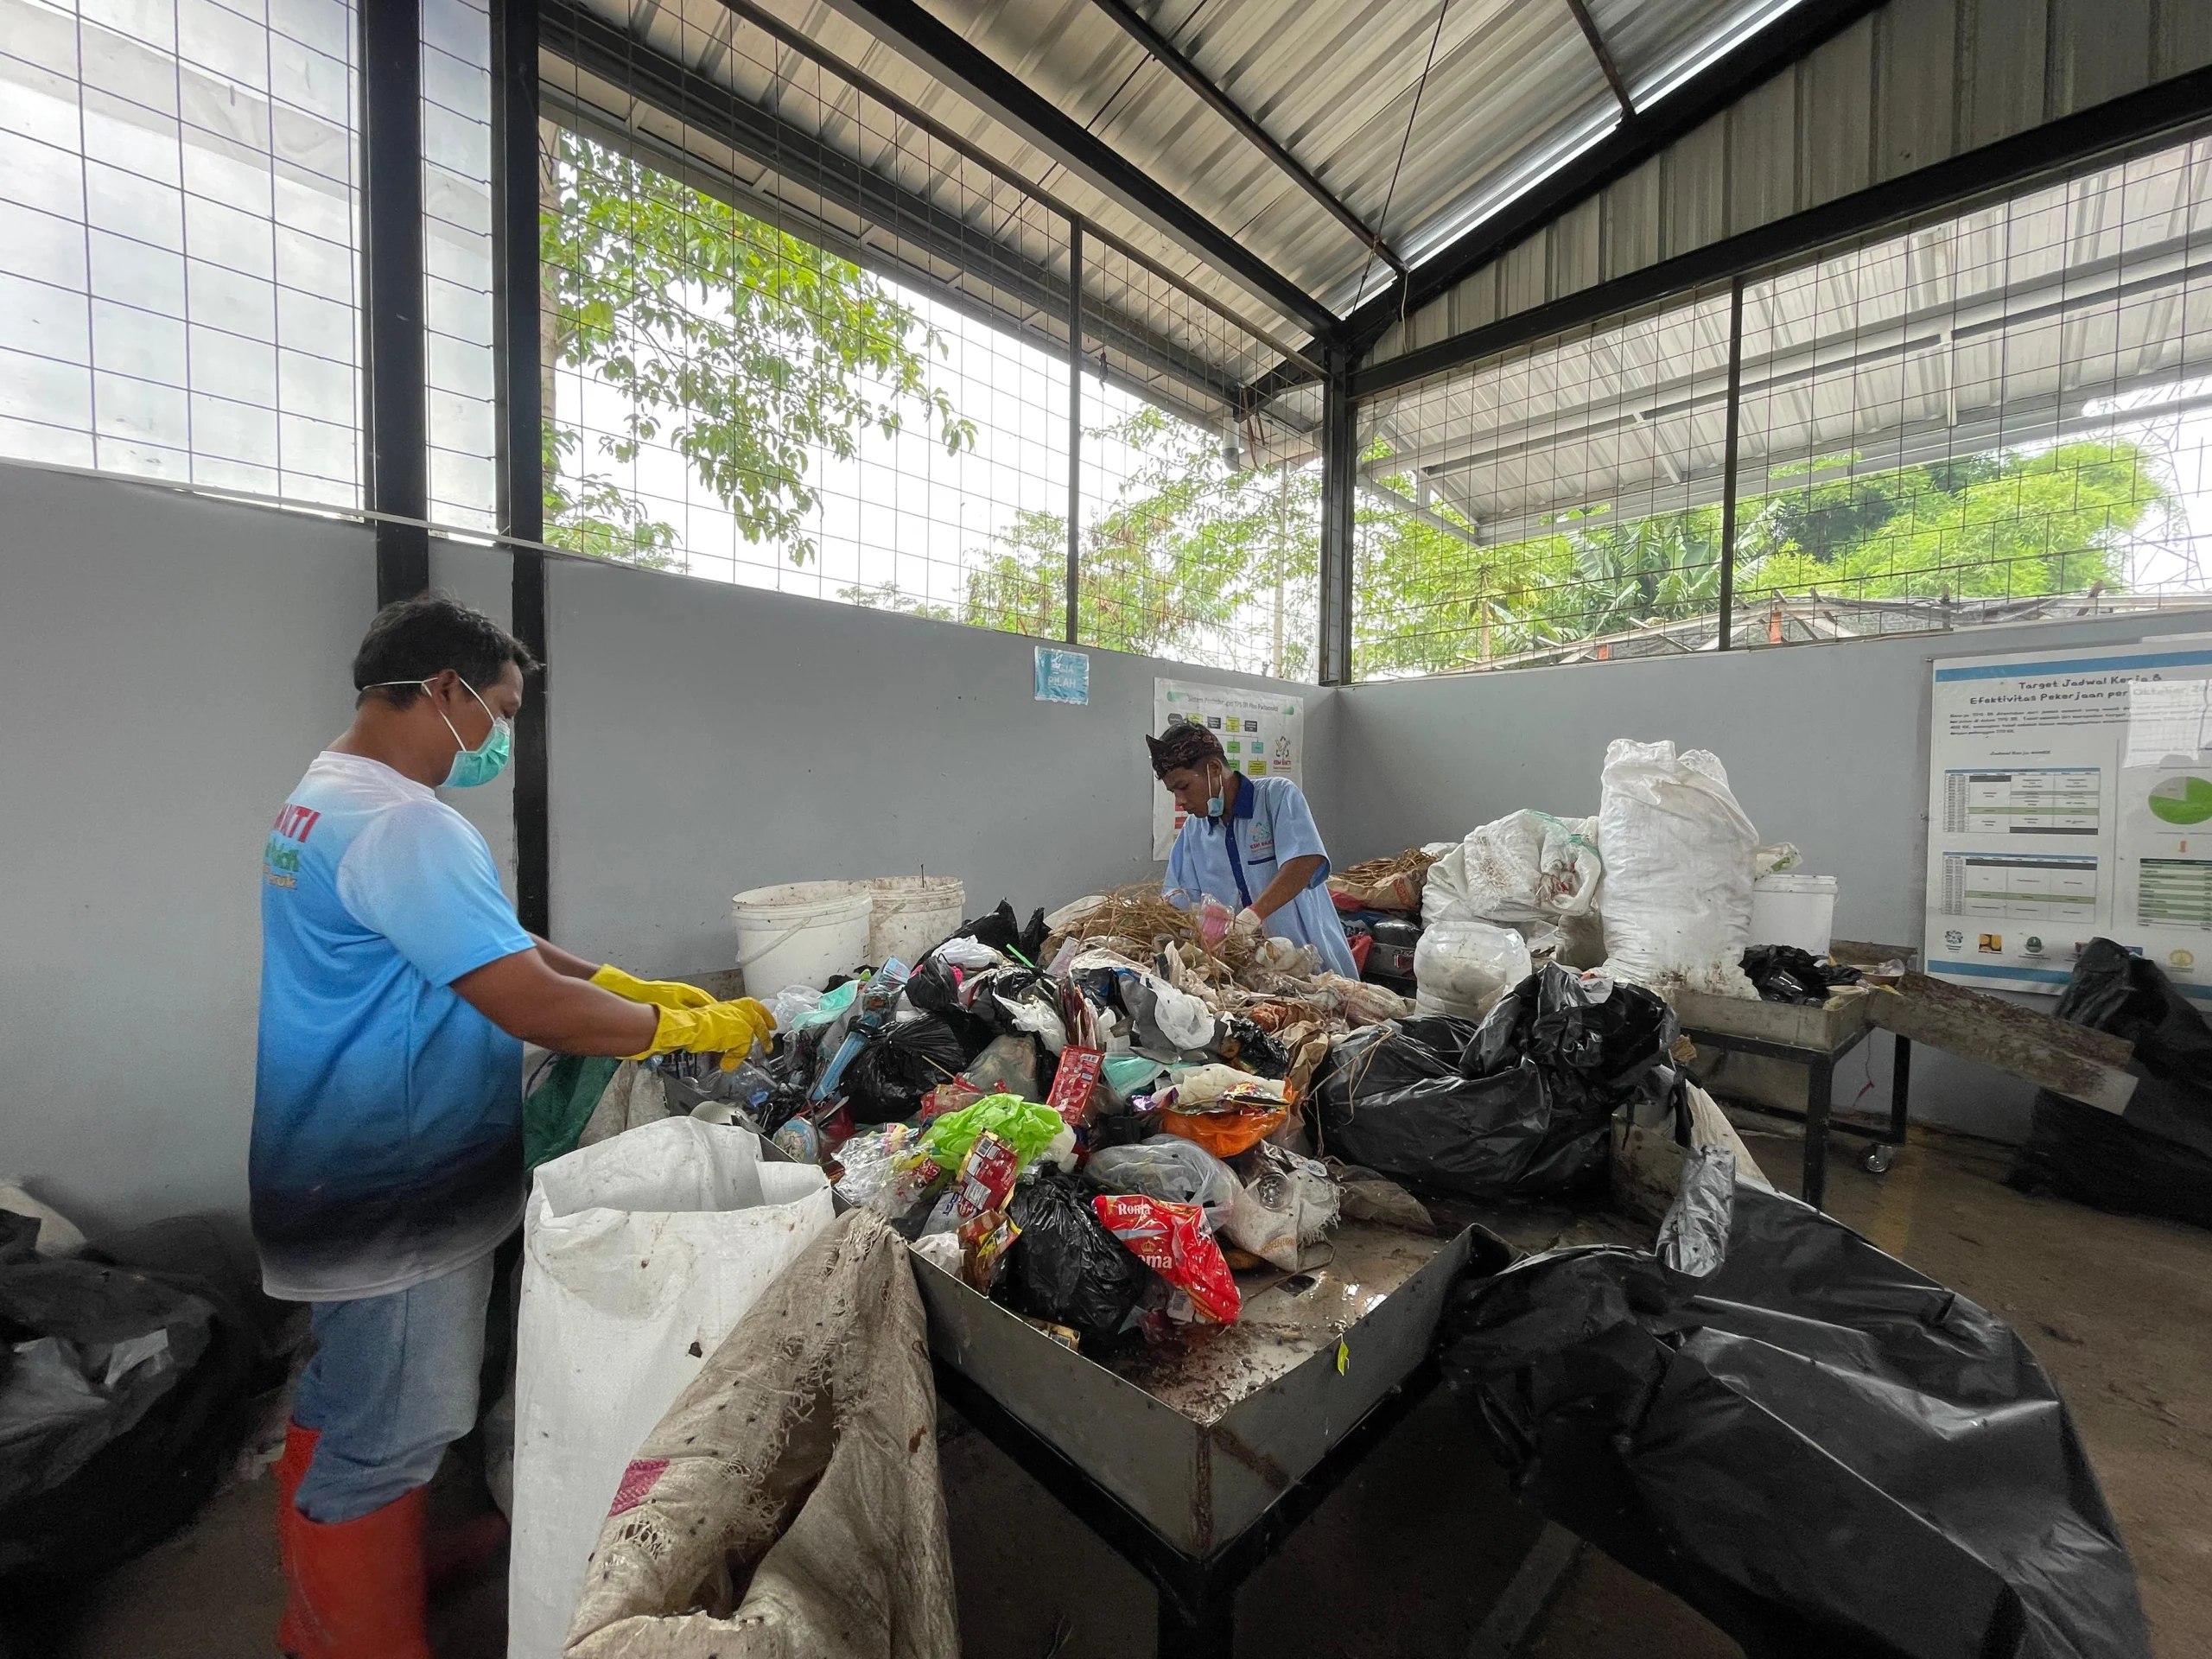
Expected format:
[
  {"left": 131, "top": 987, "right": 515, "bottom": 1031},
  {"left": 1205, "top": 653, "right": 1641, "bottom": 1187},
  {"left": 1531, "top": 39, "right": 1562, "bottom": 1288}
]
[
  {"left": 1671, "top": 982, "right": 1910, "bottom": 1211},
  {"left": 915, "top": 1209, "right": 1529, "bottom": 1656}
]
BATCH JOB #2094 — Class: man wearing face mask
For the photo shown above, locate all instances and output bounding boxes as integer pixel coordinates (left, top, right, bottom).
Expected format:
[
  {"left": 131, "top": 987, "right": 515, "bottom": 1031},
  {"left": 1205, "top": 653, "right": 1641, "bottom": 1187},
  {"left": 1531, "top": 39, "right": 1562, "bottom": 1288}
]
[
  {"left": 1149, "top": 720, "right": 1358, "bottom": 978},
  {"left": 253, "top": 594, "right": 769, "bottom": 1659}
]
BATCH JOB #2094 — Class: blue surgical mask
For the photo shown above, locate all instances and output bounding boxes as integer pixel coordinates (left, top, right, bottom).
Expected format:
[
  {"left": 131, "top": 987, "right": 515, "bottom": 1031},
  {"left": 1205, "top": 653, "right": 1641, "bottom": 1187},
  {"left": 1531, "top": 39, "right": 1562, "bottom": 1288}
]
[
  {"left": 376, "top": 677, "right": 512, "bottom": 787},
  {"left": 1205, "top": 764, "right": 1225, "bottom": 818}
]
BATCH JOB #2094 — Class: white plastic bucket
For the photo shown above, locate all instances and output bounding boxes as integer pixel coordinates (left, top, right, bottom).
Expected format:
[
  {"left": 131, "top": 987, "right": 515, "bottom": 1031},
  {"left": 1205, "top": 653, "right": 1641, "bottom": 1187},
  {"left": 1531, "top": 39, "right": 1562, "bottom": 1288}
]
[
  {"left": 1751, "top": 874, "right": 1838, "bottom": 957},
  {"left": 731, "top": 882, "right": 874, "bottom": 996},
  {"left": 859, "top": 876, "right": 966, "bottom": 967}
]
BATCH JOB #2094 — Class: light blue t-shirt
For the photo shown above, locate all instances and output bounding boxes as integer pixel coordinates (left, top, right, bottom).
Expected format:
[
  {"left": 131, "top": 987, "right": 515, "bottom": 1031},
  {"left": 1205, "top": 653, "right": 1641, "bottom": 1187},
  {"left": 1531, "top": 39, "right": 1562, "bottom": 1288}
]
[
  {"left": 251, "top": 752, "right": 533, "bottom": 1301},
  {"left": 1165, "top": 773, "right": 1358, "bottom": 978}
]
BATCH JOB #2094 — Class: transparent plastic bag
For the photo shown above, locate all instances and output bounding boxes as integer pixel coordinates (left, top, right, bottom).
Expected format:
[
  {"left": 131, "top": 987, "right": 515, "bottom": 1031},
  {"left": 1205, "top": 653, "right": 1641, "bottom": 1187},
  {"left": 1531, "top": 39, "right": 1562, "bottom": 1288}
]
[
  {"left": 1413, "top": 906, "right": 1532, "bottom": 1019},
  {"left": 1084, "top": 1136, "right": 1241, "bottom": 1235},
  {"left": 1224, "top": 1142, "right": 1339, "bottom": 1269}
]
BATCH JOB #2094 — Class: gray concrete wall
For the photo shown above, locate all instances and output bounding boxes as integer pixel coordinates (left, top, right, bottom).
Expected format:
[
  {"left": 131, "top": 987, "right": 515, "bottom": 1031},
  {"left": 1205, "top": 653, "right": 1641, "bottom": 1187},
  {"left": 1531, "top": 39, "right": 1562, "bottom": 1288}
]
[
  {"left": 0, "top": 462, "right": 374, "bottom": 1234},
  {"left": 542, "top": 554, "right": 1319, "bottom": 978},
  {"left": 1329, "top": 607, "right": 2212, "bottom": 1142},
  {"left": 0, "top": 461, "right": 1324, "bottom": 1230}
]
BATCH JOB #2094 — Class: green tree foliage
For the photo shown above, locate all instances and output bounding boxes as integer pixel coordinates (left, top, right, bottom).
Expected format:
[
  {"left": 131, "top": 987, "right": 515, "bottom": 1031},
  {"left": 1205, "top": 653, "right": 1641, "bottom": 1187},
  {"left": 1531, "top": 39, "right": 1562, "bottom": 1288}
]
[
  {"left": 1743, "top": 442, "right": 2167, "bottom": 601},
  {"left": 854, "top": 409, "right": 1320, "bottom": 678},
  {"left": 540, "top": 130, "right": 974, "bottom": 567},
  {"left": 1348, "top": 441, "right": 2174, "bottom": 675}
]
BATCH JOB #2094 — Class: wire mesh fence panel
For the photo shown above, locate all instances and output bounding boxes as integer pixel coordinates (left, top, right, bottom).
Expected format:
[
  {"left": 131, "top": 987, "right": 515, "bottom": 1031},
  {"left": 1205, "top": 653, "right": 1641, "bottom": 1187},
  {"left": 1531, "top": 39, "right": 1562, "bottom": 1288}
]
[
  {"left": 534, "top": 0, "right": 1317, "bottom": 670},
  {"left": 0, "top": 0, "right": 363, "bottom": 505},
  {"left": 1733, "top": 132, "right": 2212, "bottom": 645},
  {"left": 1349, "top": 124, "right": 2212, "bottom": 678},
  {"left": 423, "top": 0, "right": 498, "bottom": 534},
  {"left": 1076, "top": 238, "right": 1320, "bottom": 680},
  {"left": 537, "top": 3, "right": 1067, "bottom": 621},
  {"left": 1351, "top": 284, "right": 1736, "bottom": 677}
]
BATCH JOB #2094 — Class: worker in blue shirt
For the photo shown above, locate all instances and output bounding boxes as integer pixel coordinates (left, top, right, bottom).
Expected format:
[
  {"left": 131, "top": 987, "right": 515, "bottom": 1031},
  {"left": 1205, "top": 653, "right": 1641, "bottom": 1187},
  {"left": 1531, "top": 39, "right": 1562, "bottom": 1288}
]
[
  {"left": 255, "top": 594, "right": 772, "bottom": 1659},
  {"left": 1149, "top": 720, "right": 1359, "bottom": 978}
]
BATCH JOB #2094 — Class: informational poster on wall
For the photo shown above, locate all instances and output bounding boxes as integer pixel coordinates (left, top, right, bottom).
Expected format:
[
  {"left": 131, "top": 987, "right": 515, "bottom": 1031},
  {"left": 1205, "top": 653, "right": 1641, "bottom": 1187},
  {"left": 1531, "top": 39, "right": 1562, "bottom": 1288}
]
[
  {"left": 1923, "top": 639, "right": 2212, "bottom": 1002},
  {"left": 1152, "top": 679, "right": 1306, "bottom": 859}
]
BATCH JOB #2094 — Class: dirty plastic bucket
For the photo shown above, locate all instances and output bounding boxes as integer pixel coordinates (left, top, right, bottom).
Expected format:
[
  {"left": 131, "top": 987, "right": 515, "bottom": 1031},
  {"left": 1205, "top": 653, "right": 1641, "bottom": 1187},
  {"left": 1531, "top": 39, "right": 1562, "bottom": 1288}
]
[
  {"left": 731, "top": 882, "right": 874, "bottom": 996},
  {"left": 1751, "top": 874, "right": 1838, "bottom": 957},
  {"left": 859, "top": 876, "right": 965, "bottom": 967}
]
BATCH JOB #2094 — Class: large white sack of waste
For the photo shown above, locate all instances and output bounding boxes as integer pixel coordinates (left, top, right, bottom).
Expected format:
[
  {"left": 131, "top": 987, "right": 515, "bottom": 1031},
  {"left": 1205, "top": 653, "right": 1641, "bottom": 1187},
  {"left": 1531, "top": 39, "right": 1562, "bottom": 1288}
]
[
  {"left": 1413, "top": 907, "right": 1532, "bottom": 1018},
  {"left": 1596, "top": 738, "right": 1759, "bottom": 997},
  {"left": 509, "top": 1116, "right": 834, "bottom": 1659},
  {"left": 1424, "top": 810, "right": 1604, "bottom": 931}
]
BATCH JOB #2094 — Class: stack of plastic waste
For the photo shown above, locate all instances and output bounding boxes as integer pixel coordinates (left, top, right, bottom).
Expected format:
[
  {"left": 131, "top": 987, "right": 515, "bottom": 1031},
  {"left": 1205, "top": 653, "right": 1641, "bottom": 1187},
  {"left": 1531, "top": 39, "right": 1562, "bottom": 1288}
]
[{"left": 722, "top": 889, "right": 1414, "bottom": 1348}]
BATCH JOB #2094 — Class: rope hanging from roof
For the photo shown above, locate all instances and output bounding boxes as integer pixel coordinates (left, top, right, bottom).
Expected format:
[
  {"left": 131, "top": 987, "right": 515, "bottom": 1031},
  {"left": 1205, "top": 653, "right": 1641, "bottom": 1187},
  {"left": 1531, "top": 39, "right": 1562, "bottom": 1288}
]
[{"left": 1353, "top": 0, "right": 1454, "bottom": 317}]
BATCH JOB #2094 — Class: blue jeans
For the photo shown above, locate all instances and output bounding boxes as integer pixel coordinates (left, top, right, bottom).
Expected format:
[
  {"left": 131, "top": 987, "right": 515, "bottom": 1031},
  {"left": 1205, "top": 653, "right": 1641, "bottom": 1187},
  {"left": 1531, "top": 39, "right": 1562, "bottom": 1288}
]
[{"left": 291, "top": 1253, "right": 496, "bottom": 1523}]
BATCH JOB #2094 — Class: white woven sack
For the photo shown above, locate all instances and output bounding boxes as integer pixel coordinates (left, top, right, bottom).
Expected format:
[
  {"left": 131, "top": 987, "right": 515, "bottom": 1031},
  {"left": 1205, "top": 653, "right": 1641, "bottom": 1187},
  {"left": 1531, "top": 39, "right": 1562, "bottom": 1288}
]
[
  {"left": 508, "top": 1116, "right": 833, "bottom": 1659},
  {"left": 1423, "top": 810, "right": 1603, "bottom": 931},
  {"left": 1597, "top": 738, "right": 1759, "bottom": 997}
]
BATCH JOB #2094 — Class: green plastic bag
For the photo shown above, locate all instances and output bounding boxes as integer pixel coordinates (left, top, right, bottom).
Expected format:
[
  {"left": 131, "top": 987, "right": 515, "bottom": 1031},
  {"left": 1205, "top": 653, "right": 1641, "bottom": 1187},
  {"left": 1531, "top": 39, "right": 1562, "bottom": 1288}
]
[
  {"left": 524, "top": 1054, "right": 620, "bottom": 1170},
  {"left": 918, "top": 1094, "right": 1063, "bottom": 1169}
]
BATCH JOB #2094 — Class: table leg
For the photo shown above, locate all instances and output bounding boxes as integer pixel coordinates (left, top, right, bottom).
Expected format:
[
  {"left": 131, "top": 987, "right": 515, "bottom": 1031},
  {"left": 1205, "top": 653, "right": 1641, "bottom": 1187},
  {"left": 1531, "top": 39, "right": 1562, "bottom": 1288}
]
[
  {"left": 1157, "top": 1575, "right": 1233, "bottom": 1658},
  {"left": 1889, "top": 1033, "right": 1912, "bottom": 1146},
  {"left": 1802, "top": 1056, "right": 1834, "bottom": 1211}
]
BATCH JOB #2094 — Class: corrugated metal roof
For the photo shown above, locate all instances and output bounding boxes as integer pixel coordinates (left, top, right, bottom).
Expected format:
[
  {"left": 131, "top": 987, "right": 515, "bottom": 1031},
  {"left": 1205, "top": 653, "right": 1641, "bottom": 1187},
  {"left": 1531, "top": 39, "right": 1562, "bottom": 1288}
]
[
  {"left": 1357, "top": 132, "right": 2212, "bottom": 543},
  {"left": 545, "top": 0, "right": 1827, "bottom": 414}
]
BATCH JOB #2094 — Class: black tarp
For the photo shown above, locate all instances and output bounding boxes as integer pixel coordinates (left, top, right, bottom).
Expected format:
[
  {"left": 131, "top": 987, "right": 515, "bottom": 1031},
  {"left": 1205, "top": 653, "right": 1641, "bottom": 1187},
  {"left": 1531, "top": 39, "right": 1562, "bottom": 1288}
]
[
  {"left": 1307, "top": 966, "right": 1679, "bottom": 1199},
  {"left": 2008, "top": 938, "right": 2212, "bottom": 1228},
  {"left": 1441, "top": 1181, "right": 2148, "bottom": 1659}
]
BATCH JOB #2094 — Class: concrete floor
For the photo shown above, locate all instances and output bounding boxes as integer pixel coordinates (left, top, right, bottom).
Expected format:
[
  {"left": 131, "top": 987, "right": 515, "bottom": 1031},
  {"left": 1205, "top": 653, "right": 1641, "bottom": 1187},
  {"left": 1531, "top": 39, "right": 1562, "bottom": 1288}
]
[{"left": 48, "top": 1120, "right": 2212, "bottom": 1659}]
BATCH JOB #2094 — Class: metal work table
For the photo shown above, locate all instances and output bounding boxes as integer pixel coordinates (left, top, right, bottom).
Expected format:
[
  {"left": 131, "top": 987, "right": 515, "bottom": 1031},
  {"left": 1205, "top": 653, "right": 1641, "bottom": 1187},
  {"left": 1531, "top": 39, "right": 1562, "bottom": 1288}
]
[
  {"left": 1672, "top": 984, "right": 1911, "bottom": 1211},
  {"left": 915, "top": 1200, "right": 1585, "bottom": 1655}
]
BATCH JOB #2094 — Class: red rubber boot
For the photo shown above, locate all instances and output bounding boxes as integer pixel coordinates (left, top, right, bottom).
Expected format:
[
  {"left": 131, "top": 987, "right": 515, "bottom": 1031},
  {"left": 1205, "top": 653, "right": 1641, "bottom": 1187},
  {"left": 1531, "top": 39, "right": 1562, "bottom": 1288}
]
[
  {"left": 278, "top": 1485, "right": 434, "bottom": 1659},
  {"left": 273, "top": 1422, "right": 320, "bottom": 1656}
]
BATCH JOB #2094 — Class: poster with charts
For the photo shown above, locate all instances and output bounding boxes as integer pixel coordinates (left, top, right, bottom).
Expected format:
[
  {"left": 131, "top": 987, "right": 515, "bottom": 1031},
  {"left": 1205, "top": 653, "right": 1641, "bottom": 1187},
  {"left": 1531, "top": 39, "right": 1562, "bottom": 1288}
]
[
  {"left": 1152, "top": 679, "right": 1306, "bottom": 860},
  {"left": 1924, "top": 640, "right": 2212, "bottom": 1001}
]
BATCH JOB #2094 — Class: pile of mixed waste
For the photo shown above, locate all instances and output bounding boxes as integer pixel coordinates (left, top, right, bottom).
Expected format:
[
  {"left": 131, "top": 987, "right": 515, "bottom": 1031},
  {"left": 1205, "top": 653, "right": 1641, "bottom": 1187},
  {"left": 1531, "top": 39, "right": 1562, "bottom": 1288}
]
[{"left": 638, "top": 881, "right": 1704, "bottom": 1356}]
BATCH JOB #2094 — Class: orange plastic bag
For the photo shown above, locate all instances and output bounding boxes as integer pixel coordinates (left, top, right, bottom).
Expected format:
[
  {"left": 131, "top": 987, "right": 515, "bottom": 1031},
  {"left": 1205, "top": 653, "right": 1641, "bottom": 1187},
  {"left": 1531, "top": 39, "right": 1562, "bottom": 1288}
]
[{"left": 1159, "top": 1103, "right": 1287, "bottom": 1159}]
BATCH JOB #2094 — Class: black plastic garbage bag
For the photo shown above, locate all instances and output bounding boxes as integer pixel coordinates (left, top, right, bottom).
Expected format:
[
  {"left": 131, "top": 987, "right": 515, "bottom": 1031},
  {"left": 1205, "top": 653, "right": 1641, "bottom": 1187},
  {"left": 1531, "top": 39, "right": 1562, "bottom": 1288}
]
[
  {"left": 901, "top": 957, "right": 999, "bottom": 1062},
  {"left": 1310, "top": 966, "right": 1679, "bottom": 1199},
  {"left": 1741, "top": 944, "right": 1860, "bottom": 1004},
  {"left": 1441, "top": 1181, "right": 2149, "bottom": 1659},
  {"left": 997, "top": 1173, "right": 1151, "bottom": 1347},
  {"left": 1212, "top": 1015, "right": 1288, "bottom": 1078},
  {"left": 953, "top": 899, "right": 1048, "bottom": 964},
  {"left": 2008, "top": 938, "right": 2212, "bottom": 1227},
  {"left": 0, "top": 1217, "right": 287, "bottom": 1583},
  {"left": 842, "top": 1015, "right": 973, "bottom": 1124}
]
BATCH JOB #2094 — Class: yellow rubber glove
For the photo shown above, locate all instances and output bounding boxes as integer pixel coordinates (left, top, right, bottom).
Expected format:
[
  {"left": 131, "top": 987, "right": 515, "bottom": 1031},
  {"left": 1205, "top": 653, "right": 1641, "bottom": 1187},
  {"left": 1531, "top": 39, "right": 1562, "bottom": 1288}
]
[
  {"left": 622, "top": 997, "right": 777, "bottom": 1061},
  {"left": 589, "top": 963, "right": 717, "bottom": 1012}
]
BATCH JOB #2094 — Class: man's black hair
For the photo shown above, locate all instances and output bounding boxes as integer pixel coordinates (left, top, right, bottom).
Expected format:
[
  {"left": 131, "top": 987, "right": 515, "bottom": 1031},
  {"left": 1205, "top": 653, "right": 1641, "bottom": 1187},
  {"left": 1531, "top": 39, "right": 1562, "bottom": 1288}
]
[{"left": 352, "top": 593, "right": 537, "bottom": 708}]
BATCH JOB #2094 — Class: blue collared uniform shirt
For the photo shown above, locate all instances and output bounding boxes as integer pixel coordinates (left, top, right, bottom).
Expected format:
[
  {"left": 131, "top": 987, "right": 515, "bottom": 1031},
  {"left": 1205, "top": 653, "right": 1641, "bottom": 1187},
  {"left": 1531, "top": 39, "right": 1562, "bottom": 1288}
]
[{"left": 1164, "top": 773, "right": 1357, "bottom": 977}]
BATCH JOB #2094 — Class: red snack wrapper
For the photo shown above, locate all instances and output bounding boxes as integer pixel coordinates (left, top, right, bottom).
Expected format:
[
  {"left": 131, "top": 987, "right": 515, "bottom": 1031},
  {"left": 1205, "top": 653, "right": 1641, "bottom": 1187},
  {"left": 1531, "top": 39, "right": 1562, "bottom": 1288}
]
[
  {"left": 949, "top": 1130, "right": 1020, "bottom": 1224},
  {"left": 1090, "top": 1194, "right": 1242, "bottom": 1325},
  {"left": 1046, "top": 1045, "right": 1105, "bottom": 1130}
]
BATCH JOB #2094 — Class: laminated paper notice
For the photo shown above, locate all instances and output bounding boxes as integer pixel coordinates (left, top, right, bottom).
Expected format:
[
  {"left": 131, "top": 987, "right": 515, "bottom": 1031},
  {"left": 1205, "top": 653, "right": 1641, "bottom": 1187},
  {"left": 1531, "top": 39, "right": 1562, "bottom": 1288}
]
[{"left": 1924, "top": 641, "right": 2212, "bottom": 1002}]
